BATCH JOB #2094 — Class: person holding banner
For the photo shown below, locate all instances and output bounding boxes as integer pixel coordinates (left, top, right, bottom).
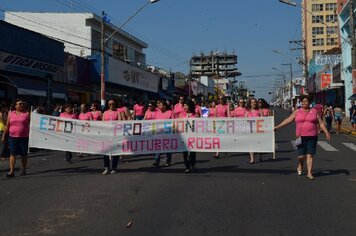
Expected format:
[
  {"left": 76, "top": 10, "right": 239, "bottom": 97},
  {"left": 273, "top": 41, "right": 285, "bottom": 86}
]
[
  {"left": 214, "top": 97, "right": 230, "bottom": 159},
  {"left": 60, "top": 103, "right": 78, "bottom": 164},
  {"left": 2, "top": 99, "right": 30, "bottom": 177},
  {"left": 274, "top": 95, "right": 331, "bottom": 180},
  {"left": 209, "top": 100, "right": 217, "bottom": 118},
  {"left": 133, "top": 99, "right": 145, "bottom": 120},
  {"left": 246, "top": 98, "right": 262, "bottom": 164},
  {"left": 90, "top": 101, "right": 102, "bottom": 121},
  {"left": 191, "top": 97, "right": 202, "bottom": 118},
  {"left": 144, "top": 101, "right": 157, "bottom": 120},
  {"left": 173, "top": 96, "right": 185, "bottom": 118},
  {"left": 258, "top": 98, "right": 271, "bottom": 117},
  {"left": 234, "top": 99, "right": 247, "bottom": 117},
  {"left": 180, "top": 99, "right": 197, "bottom": 173},
  {"left": 153, "top": 100, "right": 173, "bottom": 167},
  {"left": 102, "top": 99, "right": 123, "bottom": 175},
  {"left": 117, "top": 98, "right": 132, "bottom": 121},
  {"left": 79, "top": 104, "right": 93, "bottom": 121}
]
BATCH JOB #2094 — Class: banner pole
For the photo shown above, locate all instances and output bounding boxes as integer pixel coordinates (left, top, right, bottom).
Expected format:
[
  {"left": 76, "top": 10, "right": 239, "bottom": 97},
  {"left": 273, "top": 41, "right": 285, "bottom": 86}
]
[
  {"left": 272, "top": 110, "right": 276, "bottom": 159},
  {"left": 27, "top": 106, "right": 33, "bottom": 154}
]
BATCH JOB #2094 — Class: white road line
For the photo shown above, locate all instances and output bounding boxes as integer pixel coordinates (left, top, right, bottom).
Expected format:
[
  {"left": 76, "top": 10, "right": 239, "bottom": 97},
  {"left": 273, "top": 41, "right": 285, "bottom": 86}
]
[
  {"left": 318, "top": 141, "right": 338, "bottom": 151},
  {"left": 342, "top": 143, "right": 356, "bottom": 152}
]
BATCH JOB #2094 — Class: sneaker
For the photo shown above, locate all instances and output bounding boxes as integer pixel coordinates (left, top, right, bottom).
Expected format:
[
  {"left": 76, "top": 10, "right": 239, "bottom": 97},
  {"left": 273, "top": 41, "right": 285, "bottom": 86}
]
[
  {"left": 164, "top": 163, "right": 171, "bottom": 167},
  {"left": 102, "top": 168, "right": 110, "bottom": 175},
  {"left": 110, "top": 169, "right": 117, "bottom": 174},
  {"left": 6, "top": 172, "right": 14, "bottom": 178},
  {"left": 152, "top": 162, "right": 159, "bottom": 167},
  {"left": 185, "top": 169, "right": 191, "bottom": 174}
]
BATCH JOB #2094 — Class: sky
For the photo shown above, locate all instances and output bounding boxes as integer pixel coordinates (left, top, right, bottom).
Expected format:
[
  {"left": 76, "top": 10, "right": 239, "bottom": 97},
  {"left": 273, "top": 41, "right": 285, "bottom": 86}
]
[{"left": 0, "top": 0, "right": 304, "bottom": 101}]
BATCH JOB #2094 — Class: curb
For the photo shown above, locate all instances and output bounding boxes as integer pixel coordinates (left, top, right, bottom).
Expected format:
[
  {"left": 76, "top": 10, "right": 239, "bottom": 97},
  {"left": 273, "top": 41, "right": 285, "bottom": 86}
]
[{"left": 341, "top": 128, "right": 356, "bottom": 136}]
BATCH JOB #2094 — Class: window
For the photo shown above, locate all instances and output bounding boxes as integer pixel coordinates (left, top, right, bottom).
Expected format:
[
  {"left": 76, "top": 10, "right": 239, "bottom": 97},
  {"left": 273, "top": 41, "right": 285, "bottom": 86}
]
[
  {"left": 112, "top": 41, "right": 127, "bottom": 60},
  {"left": 326, "top": 3, "right": 337, "bottom": 11},
  {"left": 313, "top": 50, "right": 324, "bottom": 57},
  {"left": 327, "top": 38, "right": 338, "bottom": 46},
  {"left": 312, "top": 4, "right": 323, "bottom": 12},
  {"left": 312, "top": 38, "right": 324, "bottom": 46},
  {"left": 326, "top": 15, "right": 337, "bottom": 23},
  {"left": 326, "top": 26, "right": 338, "bottom": 35},
  {"left": 312, "top": 27, "right": 324, "bottom": 35},
  {"left": 312, "top": 15, "right": 324, "bottom": 23}
]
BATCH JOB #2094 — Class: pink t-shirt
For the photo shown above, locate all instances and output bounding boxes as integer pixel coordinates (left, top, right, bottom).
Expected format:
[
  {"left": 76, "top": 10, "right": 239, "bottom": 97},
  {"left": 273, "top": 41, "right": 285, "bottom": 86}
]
[
  {"left": 180, "top": 113, "right": 196, "bottom": 118},
  {"left": 9, "top": 111, "right": 30, "bottom": 138},
  {"left": 209, "top": 107, "right": 216, "bottom": 118},
  {"left": 117, "top": 106, "right": 127, "bottom": 113},
  {"left": 295, "top": 108, "right": 318, "bottom": 137},
  {"left": 216, "top": 104, "right": 228, "bottom": 117},
  {"left": 247, "top": 109, "right": 261, "bottom": 118},
  {"left": 234, "top": 107, "right": 246, "bottom": 117},
  {"left": 195, "top": 105, "right": 201, "bottom": 117},
  {"left": 60, "top": 112, "right": 78, "bottom": 119},
  {"left": 262, "top": 108, "right": 269, "bottom": 117},
  {"left": 78, "top": 112, "right": 93, "bottom": 121},
  {"left": 103, "top": 110, "right": 120, "bottom": 121},
  {"left": 134, "top": 104, "right": 145, "bottom": 116},
  {"left": 314, "top": 104, "right": 323, "bottom": 116},
  {"left": 155, "top": 110, "right": 173, "bottom": 120},
  {"left": 174, "top": 103, "right": 184, "bottom": 118},
  {"left": 91, "top": 111, "right": 102, "bottom": 121},
  {"left": 144, "top": 109, "right": 157, "bottom": 120}
]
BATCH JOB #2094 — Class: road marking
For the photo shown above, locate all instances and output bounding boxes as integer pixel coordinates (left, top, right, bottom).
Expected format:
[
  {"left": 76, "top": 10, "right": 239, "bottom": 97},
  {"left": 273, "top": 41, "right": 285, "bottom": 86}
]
[
  {"left": 342, "top": 143, "right": 356, "bottom": 152},
  {"left": 318, "top": 141, "right": 338, "bottom": 151}
]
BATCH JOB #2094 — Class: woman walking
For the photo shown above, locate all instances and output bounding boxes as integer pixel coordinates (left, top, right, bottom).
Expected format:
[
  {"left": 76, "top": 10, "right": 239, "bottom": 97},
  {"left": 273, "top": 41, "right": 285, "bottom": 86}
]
[
  {"left": 246, "top": 98, "right": 262, "bottom": 164},
  {"left": 102, "top": 99, "right": 123, "bottom": 174},
  {"left": 333, "top": 105, "right": 343, "bottom": 134},
  {"left": 90, "top": 101, "right": 102, "bottom": 121},
  {"left": 208, "top": 100, "right": 217, "bottom": 118},
  {"left": 233, "top": 99, "right": 247, "bottom": 117},
  {"left": 143, "top": 101, "right": 157, "bottom": 120},
  {"left": 179, "top": 99, "right": 197, "bottom": 173},
  {"left": 60, "top": 103, "right": 78, "bottom": 163},
  {"left": 133, "top": 99, "right": 145, "bottom": 120},
  {"left": 275, "top": 95, "right": 331, "bottom": 180},
  {"left": 2, "top": 99, "right": 30, "bottom": 177},
  {"left": 153, "top": 100, "right": 173, "bottom": 167}
]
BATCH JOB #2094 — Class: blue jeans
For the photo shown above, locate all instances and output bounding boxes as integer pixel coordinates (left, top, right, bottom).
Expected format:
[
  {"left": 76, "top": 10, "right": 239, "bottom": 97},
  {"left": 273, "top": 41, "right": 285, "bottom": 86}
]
[
  {"left": 104, "top": 155, "right": 118, "bottom": 170},
  {"left": 154, "top": 153, "right": 172, "bottom": 164}
]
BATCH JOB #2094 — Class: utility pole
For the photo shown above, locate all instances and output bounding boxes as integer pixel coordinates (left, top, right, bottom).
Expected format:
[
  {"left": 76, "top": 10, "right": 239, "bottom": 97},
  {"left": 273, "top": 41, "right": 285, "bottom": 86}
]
[
  {"left": 100, "top": 11, "right": 106, "bottom": 108},
  {"left": 282, "top": 63, "right": 293, "bottom": 109},
  {"left": 350, "top": 0, "right": 356, "bottom": 70}
]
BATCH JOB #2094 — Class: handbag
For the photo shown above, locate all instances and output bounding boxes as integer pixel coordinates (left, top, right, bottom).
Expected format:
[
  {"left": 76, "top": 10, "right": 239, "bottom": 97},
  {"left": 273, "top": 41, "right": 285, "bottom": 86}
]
[{"left": 295, "top": 110, "right": 310, "bottom": 148}]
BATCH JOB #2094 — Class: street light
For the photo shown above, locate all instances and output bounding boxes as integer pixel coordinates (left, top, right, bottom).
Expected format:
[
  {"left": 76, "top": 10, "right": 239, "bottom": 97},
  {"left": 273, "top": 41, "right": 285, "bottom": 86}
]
[{"left": 100, "top": 0, "right": 160, "bottom": 107}]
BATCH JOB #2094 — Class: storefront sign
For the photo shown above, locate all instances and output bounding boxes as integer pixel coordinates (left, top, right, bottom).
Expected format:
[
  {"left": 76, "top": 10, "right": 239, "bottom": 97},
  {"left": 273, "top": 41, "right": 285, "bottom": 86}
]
[
  {"left": 108, "top": 58, "right": 159, "bottom": 93},
  {"left": 0, "top": 51, "right": 62, "bottom": 77},
  {"left": 315, "top": 54, "right": 342, "bottom": 66}
]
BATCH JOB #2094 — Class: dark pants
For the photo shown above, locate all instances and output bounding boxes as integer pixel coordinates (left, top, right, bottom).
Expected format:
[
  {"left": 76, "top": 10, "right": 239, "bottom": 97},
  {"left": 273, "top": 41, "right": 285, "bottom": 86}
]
[
  {"left": 154, "top": 153, "right": 172, "bottom": 165},
  {"left": 65, "top": 151, "right": 72, "bottom": 163},
  {"left": 325, "top": 116, "right": 332, "bottom": 132},
  {"left": 183, "top": 151, "right": 196, "bottom": 169},
  {"left": 104, "top": 155, "right": 118, "bottom": 170}
]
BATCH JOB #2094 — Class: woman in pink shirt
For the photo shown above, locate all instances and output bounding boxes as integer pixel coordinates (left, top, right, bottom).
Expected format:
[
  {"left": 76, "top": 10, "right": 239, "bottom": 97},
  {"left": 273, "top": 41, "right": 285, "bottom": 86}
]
[
  {"left": 133, "top": 99, "right": 145, "bottom": 120},
  {"left": 209, "top": 100, "right": 217, "bottom": 118},
  {"left": 214, "top": 97, "right": 230, "bottom": 159},
  {"left": 102, "top": 99, "right": 123, "bottom": 175},
  {"left": 117, "top": 98, "right": 132, "bottom": 120},
  {"left": 78, "top": 104, "right": 93, "bottom": 121},
  {"left": 245, "top": 98, "right": 262, "bottom": 164},
  {"left": 153, "top": 100, "right": 173, "bottom": 167},
  {"left": 180, "top": 99, "right": 197, "bottom": 173},
  {"left": 144, "top": 101, "right": 157, "bottom": 120},
  {"left": 2, "top": 99, "right": 30, "bottom": 177},
  {"left": 173, "top": 96, "right": 185, "bottom": 118},
  {"left": 191, "top": 98, "right": 202, "bottom": 118},
  {"left": 234, "top": 99, "right": 247, "bottom": 117},
  {"left": 60, "top": 103, "right": 78, "bottom": 164},
  {"left": 90, "top": 101, "right": 102, "bottom": 121},
  {"left": 275, "top": 95, "right": 331, "bottom": 180},
  {"left": 258, "top": 98, "right": 271, "bottom": 117}
]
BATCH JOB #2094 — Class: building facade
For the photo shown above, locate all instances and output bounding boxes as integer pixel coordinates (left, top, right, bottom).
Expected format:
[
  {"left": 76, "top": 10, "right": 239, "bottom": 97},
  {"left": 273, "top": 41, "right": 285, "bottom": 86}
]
[{"left": 302, "top": 0, "right": 341, "bottom": 64}]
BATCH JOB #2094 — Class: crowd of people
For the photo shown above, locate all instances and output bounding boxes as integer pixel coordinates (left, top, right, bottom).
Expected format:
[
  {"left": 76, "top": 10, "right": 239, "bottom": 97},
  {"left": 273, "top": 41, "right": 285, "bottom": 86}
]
[{"left": 0, "top": 95, "right": 352, "bottom": 180}]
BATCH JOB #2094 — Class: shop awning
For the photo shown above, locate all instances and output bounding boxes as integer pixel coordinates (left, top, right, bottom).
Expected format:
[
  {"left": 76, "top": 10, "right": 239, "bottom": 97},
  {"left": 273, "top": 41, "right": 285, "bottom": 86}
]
[
  {"left": 4, "top": 75, "right": 66, "bottom": 99},
  {"left": 348, "top": 94, "right": 356, "bottom": 100}
]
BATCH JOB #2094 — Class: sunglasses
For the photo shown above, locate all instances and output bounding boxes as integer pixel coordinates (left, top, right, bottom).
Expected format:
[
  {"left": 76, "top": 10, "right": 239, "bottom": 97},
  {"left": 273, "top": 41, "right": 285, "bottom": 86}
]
[{"left": 108, "top": 103, "right": 115, "bottom": 106}]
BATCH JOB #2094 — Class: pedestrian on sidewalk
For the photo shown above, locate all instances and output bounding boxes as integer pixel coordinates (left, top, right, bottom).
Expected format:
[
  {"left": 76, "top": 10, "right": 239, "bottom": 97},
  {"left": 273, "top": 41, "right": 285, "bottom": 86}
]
[
  {"left": 2, "top": 99, "right": 30, "bottom": 177},
  {"left": 333, "top": 104, "right": 343, "bottom": 134},
  {"left": 323, "top": 106, "right": 334, "bottom": 132},
  {"left": 351, "top": 101, "right": 356, "bottom": 132},
  {"left": 274, "top": 95, "right": 331, "bottom": 180}
]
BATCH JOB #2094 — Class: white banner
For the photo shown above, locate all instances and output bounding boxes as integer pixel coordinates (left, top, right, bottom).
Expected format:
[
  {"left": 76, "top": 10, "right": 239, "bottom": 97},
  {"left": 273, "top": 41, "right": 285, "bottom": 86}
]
[{"left": 29, "top": 113, "right": 275, "bottom": 155}]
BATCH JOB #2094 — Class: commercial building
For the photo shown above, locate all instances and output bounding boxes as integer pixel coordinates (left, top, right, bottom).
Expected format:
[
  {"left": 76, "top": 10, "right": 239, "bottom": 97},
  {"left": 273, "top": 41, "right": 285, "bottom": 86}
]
[
  {"left": 190, "top": 51, "right": 241, "bottom": 99},
  {"left": 5, "top": 12, "right": 163, "bottom": 104},
  {"left": 302, "top": 0, "right": 342, "bottom": 63}
]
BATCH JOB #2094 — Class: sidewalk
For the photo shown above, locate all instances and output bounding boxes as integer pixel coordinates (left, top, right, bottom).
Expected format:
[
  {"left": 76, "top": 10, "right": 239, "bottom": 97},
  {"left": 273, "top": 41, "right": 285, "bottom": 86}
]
[{"left": 341, "top": 118, "right": 356, "bottom": 136}]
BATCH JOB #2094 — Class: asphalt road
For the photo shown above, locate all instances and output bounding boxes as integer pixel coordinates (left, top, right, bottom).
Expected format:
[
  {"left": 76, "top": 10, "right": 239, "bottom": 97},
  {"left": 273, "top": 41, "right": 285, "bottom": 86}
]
[{"left": 0, "top": 108, "right": 356, "bottom": 236}]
